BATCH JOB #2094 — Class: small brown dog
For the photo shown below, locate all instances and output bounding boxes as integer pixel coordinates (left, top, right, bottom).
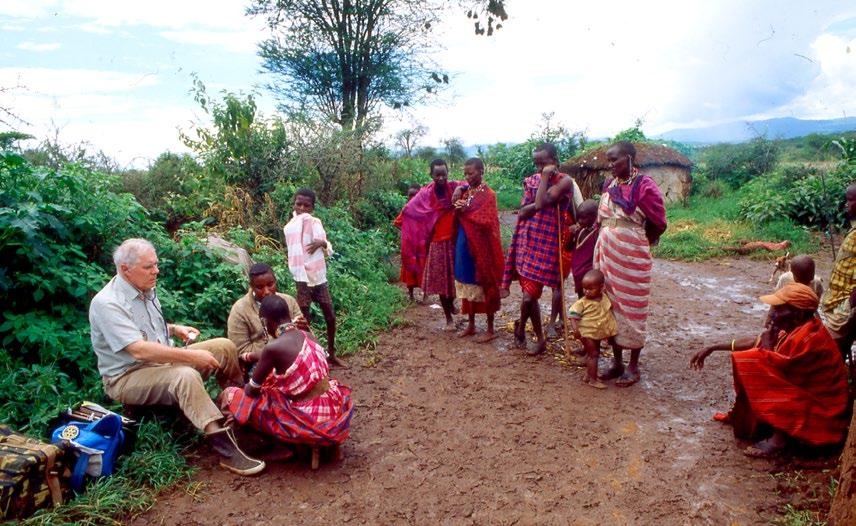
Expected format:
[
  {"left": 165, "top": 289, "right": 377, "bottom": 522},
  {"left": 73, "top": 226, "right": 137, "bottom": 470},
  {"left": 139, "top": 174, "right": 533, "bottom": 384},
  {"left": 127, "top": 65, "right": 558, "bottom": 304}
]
[{"left": 769, "top": 251, "right": 791, "bottom": 284}]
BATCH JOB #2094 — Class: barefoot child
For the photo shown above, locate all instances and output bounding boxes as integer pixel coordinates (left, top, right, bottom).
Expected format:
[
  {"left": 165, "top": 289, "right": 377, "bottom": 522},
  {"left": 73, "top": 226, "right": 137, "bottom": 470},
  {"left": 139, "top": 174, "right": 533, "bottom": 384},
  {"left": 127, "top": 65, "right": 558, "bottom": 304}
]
[
  {"left": 394, "top": 183, "right": 423, "bottom": 301},
  {"left": 568, "top": 269, "right": 617, "bottom": 389},
  {"left": 283, "top": 188, "right": 345, "bottom": 368},
  {"left": 566, "top": 200, "right": 600, "bottom": 299}
]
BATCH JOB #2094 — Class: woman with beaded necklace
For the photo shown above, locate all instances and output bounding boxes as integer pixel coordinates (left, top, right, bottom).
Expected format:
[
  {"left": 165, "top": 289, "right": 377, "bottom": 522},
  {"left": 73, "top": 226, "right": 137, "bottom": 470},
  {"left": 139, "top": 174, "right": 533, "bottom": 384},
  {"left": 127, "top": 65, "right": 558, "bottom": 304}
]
[
  {"left": 594, "top": 141, "right": 667, "bottom": 387},
  {"left": 451, "top": 157, "right": 505, "bottom": 343}
]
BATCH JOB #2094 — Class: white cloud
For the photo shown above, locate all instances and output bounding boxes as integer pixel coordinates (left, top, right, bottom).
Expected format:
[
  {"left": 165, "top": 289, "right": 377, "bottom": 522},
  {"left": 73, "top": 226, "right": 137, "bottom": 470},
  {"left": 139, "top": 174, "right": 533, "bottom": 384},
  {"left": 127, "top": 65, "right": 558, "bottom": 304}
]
[
  {"left": 5, "top": 1, "right": 255, "bottom": 31},
  {"left": 0, "top": 0, "right": 56, "bottom": 18},
  {"left": 0, "top": 67, "right": 159, "bottom": 96},
  {"left": 16, "top": 41, "right": 61, "bottom": 52},
  {"left": 387, "top": 0, "right": 856, "bottom": 145},
  {"left": 159, "top": 28, "right": 262, "bottom": 54},
  {"left": 772, "top": 33, "right": 856, "bottom": 119}
]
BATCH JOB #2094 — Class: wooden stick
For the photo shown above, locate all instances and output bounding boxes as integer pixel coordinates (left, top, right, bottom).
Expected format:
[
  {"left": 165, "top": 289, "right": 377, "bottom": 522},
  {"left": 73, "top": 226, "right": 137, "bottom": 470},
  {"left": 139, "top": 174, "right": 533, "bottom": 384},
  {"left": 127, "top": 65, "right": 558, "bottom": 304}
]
[{"left": 557, "top": 204, "right": 572, "bottom": 361}]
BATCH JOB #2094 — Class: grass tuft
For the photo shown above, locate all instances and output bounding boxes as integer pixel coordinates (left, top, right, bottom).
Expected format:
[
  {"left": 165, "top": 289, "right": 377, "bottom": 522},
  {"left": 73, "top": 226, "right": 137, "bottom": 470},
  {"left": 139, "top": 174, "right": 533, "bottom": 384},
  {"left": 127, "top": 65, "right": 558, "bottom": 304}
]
[{"left": 654, "top": 191, "right": 820, "bottom": 262}]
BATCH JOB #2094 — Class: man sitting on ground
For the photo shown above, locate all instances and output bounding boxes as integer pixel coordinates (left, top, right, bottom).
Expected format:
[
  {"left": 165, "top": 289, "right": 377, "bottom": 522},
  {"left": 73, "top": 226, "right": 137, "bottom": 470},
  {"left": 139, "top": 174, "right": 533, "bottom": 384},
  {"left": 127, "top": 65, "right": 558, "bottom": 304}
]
[
  {"left": 690, "top": 283, "right": 850, "bottom": 458},
  {"left": 227, "top": 263, "right": 307, "bottom": 363},
  {"left": 89, "top": 238, "right": 265, "bottom": 476}
]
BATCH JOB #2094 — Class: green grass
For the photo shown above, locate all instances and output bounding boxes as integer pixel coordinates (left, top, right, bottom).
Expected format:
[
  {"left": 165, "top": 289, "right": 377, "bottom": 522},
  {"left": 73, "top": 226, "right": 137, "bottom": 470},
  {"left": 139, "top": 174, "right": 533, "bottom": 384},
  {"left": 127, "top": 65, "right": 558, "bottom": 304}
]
[
  {"left": 495, "top": 187, "right": 520, "bottom": 211},
  {"left": 775, "top": 505, "right": 826, "bottom": 526},
  {"left": 654, "top": 190, "right": 821, "bottom": 261}
]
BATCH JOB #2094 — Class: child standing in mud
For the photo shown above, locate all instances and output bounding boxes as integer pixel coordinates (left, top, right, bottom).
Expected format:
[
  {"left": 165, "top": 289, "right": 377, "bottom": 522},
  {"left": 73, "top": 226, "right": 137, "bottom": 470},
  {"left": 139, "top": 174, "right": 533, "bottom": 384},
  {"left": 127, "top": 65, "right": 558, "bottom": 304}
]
[{"left": 568, "top": 269, "right": 617, "bottom": 389}]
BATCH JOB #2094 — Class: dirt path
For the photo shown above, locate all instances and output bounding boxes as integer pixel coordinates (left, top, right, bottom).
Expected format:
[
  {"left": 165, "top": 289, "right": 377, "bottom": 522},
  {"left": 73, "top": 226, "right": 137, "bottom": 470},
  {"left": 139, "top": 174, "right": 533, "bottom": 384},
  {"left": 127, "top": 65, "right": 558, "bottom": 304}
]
[{"left": 132, "top": 257, "right": 827, "bottom": 525}]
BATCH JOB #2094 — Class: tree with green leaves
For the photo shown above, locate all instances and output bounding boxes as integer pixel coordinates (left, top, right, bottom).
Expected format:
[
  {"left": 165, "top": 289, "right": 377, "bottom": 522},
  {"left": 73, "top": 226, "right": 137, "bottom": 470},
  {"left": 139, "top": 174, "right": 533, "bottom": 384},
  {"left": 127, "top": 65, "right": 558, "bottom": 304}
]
[
  {"left": 249, "top": 0, "right": 450, "bottom": 130},
  {"left": 443, "top": 136, "right": 467, "bottom": 166},
  {"left": 248, "top": 1, "right": 510, "bottom": 130},
  {"left": 394, "top": 124, "right": 427, "bottom": 157}
]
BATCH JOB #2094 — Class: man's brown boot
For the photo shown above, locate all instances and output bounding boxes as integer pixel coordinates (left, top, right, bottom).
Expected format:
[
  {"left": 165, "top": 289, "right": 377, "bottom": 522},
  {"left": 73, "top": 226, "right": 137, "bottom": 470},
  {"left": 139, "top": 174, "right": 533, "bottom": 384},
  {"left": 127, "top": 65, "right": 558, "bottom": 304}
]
[{"left": 205, "top": 426, "right": 266, "bottom": 476}]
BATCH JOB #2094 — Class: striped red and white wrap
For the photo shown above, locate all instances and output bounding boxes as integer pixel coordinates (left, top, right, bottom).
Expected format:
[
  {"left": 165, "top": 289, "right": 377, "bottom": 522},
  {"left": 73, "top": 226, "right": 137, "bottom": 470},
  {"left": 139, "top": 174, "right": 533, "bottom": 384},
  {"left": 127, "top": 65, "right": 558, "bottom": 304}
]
[{"left": 593, "top": 191, "right": 652, "bottom": 349}]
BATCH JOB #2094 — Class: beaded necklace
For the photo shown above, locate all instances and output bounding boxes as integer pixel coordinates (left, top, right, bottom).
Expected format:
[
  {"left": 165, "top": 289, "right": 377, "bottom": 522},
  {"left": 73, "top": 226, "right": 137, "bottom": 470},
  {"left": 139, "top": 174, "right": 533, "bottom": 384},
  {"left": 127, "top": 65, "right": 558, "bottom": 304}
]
[{"left": 462, "top": 183, "right": 486, "bottom": 207}]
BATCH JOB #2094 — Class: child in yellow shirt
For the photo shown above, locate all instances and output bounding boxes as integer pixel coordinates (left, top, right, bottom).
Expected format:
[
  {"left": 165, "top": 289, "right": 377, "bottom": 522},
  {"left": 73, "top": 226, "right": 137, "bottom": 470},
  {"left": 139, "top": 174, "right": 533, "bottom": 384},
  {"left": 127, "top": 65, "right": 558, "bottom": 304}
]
[{"left": 568, "top": 269, "right": 617, "bottom": 389}]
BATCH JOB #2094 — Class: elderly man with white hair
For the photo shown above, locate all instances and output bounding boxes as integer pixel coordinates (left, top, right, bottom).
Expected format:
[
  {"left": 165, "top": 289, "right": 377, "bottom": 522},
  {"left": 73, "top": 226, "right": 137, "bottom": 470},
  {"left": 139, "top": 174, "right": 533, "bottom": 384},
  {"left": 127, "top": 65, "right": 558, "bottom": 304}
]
[{"left": 89, "top": 238, "right": 265, "bottom": 476}]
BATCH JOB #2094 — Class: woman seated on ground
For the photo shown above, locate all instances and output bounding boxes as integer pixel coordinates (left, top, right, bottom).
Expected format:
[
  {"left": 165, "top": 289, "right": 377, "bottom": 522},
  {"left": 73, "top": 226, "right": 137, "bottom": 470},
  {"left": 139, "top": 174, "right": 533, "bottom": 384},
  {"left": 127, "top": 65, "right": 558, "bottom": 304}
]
[
  {"left": 689, "top": 283, "right": 850, "bottom": 458},
  {"left": 222, "top": 295, "right": 353, "bottom": 448}
]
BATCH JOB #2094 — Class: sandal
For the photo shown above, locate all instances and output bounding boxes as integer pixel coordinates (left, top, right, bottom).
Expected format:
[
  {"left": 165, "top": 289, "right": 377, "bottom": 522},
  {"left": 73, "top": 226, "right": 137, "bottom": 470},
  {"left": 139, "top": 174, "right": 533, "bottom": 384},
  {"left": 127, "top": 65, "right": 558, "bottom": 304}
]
[
  {"left": 713, "top": 411, "right": 732, "bottom": 424},
  {"left": 614, "top": 371, "right": 640, "bottom": 387},
  {"left": 582, "top": 374, "right": 607, "bottom": 390}
]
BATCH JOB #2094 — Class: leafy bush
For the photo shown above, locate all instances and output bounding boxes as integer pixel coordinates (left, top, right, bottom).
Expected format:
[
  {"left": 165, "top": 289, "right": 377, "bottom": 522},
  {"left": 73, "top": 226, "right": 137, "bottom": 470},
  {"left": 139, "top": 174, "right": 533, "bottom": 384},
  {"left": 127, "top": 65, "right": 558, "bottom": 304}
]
[
  {"left": 120, "top": 153, "right": 215, "bottom": 233},
  {"left": 700, "top": 136, "right": 780, "bottom": 188},
  {"left": 483, "top": 114, "right": 583, "bottom": 186},
  {"left": 738, "top": 164, "right": 855, "bottom": 229}
]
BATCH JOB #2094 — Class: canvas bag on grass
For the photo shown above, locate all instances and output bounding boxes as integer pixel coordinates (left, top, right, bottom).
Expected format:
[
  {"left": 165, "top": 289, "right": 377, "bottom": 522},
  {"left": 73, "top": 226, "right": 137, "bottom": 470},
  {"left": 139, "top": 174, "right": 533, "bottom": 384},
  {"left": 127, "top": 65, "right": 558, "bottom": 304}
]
[
  {"left": 51, "top": 414, "right": 124, "bottom": 492},
  {"left": 0, "top": 425, "right": 64, "bottom": 519}
]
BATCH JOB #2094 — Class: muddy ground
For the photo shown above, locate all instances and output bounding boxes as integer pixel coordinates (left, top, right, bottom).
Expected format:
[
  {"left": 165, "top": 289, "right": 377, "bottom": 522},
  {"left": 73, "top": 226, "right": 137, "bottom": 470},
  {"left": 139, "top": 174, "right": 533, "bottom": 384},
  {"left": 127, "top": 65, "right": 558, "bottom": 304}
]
[{"left": 132, "top": 255, "right": 841, "bottom": 525}]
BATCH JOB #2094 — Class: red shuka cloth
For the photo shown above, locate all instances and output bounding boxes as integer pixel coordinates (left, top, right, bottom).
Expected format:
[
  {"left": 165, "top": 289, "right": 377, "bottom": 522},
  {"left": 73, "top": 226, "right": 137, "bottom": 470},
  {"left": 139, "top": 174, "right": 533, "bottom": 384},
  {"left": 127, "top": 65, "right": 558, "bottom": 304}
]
[
  {"left": 457, "top": 184, "right": 505, "bottom": 313},
  {"left": 394, "top": 210, "right": 419, "bottom": 287},
  {"left": 731, "top": 317, "right": 850, "bottom": 446}
]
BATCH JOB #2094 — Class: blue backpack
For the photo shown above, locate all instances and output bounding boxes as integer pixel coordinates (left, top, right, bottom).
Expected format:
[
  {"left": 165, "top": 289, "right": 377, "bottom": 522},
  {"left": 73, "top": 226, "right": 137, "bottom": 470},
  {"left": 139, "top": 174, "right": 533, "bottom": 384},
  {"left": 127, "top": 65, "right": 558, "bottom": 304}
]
[{"left": 51, "top": 414, "right": 124, "bottom": 492}]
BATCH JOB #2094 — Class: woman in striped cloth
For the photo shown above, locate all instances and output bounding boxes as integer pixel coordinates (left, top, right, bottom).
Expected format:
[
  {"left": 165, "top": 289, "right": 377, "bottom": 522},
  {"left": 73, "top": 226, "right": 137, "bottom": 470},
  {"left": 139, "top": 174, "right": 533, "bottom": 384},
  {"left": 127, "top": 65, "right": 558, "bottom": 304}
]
[{"left": 594, "top": 141, "right": 667, "bottom": 387}]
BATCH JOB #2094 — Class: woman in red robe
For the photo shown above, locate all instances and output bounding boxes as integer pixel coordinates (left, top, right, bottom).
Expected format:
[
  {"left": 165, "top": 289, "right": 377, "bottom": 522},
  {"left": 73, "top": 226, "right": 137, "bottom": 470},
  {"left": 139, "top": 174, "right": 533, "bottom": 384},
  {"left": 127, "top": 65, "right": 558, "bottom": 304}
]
[
  {"left": 452, "top": 158, "right": 505, "bottom": 342},
  {"left": 690, "top": 282, "right": 850, "bottom": 457}
]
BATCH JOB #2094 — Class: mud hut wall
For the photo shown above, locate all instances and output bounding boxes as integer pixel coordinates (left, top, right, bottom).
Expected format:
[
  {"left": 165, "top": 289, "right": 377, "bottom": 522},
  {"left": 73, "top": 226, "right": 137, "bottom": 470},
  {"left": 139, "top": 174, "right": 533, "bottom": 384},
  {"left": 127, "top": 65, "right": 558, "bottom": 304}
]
[{"left": 570, "top": 167, "right": 691, "bottom": 204}]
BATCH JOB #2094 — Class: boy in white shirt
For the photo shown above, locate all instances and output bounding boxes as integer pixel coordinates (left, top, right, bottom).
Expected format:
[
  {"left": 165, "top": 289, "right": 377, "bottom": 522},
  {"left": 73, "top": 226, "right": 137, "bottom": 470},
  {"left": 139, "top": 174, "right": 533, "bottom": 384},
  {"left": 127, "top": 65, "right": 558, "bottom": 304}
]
[{"left": 283, "top": 188, "right": 345, "bottom": 367}]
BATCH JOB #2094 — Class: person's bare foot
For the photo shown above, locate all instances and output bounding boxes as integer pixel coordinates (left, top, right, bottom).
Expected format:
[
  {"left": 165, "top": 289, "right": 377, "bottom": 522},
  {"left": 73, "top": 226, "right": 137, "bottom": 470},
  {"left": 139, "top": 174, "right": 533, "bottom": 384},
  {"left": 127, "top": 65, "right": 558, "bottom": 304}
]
[
  {"left": 513, "top": 320, "right": 527, "bottom": 349},
  {"left": 544, "top": 323, "right": 559, "bottom": 340},
  {"left": 474, "top": 332, "right": 499, "bottom": 344},
  {"left": 457, "top": 326, "right": 476, "bottom": 338},
  {"left": 743, "top": 433, "right": 786, "bottom": 458},
  {"left": 328, "top": 355, "right": 349, "bottom": 369},
  {"left": 598, "top": 364, "right": 624, "bottom": 381},
  {"left": 615, "top": 370, "right": 640, "bottom": 387},
  {"left": 582, "top": 375, "right": 607, "bottom": 389},
  {"left": 526, "top": 340, "right": 547, "bottom": 356},
  {"left": 442, "top": 321, "right": 457, "bottom": 332}
]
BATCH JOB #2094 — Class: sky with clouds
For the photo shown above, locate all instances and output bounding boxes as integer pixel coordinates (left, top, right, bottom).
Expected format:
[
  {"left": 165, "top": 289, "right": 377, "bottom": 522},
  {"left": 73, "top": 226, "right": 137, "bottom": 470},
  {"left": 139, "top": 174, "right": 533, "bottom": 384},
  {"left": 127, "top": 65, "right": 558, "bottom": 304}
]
[{"left": 1, "top": 1, "right": 855, "bottom": 167}]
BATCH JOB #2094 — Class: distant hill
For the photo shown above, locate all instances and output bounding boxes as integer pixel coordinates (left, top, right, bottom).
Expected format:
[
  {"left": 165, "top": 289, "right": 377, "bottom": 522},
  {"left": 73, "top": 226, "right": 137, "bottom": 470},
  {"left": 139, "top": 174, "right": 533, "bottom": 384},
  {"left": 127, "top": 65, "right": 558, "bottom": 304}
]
[{"left": 656, "top": 117, "right": 856, "bottom": 144}]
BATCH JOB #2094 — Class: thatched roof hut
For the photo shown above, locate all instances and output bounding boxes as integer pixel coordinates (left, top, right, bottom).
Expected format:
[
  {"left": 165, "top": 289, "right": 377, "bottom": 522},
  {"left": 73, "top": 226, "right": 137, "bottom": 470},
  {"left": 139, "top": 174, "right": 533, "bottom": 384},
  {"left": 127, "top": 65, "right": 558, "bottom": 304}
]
[{"left": 560, "top": 143, "right": 693, "bottom": 203}]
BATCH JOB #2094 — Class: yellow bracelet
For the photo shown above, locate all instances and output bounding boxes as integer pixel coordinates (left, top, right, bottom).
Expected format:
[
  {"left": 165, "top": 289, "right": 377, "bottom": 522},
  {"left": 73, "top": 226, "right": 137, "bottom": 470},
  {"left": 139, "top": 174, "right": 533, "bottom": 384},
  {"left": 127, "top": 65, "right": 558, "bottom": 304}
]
[{"left": 731, "top": 339, "right": 735, "bottom": 352}]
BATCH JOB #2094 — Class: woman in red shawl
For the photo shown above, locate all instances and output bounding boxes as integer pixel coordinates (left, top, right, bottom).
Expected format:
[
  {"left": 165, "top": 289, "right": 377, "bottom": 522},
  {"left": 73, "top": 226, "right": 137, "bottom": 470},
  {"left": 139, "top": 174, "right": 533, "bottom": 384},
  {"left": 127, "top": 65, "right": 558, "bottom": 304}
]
[
  {"left": 690, "top": 283, "right": 850, "bottom": 458},
  {"left": 400, "top": 160, "right": 463, "bottom": 330},
  {"left": 452, "top": 158, "right": 505, "bottom": 342}
]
